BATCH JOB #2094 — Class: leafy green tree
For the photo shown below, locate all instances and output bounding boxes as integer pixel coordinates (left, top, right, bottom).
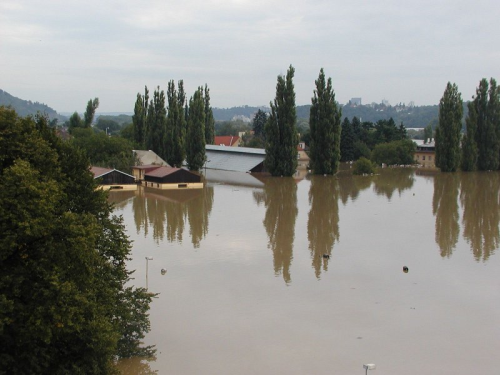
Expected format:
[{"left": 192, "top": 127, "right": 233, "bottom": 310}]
[
  {"left": 0, "top": 107, "right": 154, "bottom": 374},
  {"left": 353, "top": 157, "right": 376, "bottom": 175},
  {"left": 204, "top": 84, "right": 215, "bottom": 145},
  {"left": 461, "top": 101, "right": 479, "bottom": 171},
  {"left": 424, "top": 122, "right": 433, "bottom": 143},
  {"left": 435, "top": 82, "right": 463, "bottom": 172},
  {"left": 265, "top": 65, "right": 298, "bottom": 176},
  {"left": 309, "top": 68, "right": 342, "bottom": 174},
  {"left": 70, "top": 129, "right": 136, "bottom": 173},
  {"left": 186, "top": 87, "right": 206, "bottom": 171},
  {"left": 463, "top": 78, "right": 500, "bottom": 171},
  {"left": 165, "top": 80, "right": 186, "bottom": 167},
  {"left": 67, "top": 111, "right": 83, "bottom": 133},
  {"left": 132, "top": 86, "right": 149, "bottom": 148},
  {"left": 252, "top": 109, "right": 268, "bottom": 139},
  {"left": 353, "top": 140, "right": 371, "bottom": 160},
  {"left": 340, "top": 117, "right": 355, "bottom": 162},
  {"left": 83, "top": 97, "right": 99, "bottom": 128},
  {"left": 96, "top": 117, "right": 121, "bottom": 134},
  {"left": 146, "top": 87, "right": 167, "bottom": 161},
  {"left": 371, "top": 139, "right": 416, "bottom": 166}
]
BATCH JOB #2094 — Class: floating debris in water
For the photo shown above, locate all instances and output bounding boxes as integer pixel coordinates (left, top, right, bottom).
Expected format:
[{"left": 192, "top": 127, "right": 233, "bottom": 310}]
[{"left": 403, "top": 266, "right": 409, "bottom": 273}]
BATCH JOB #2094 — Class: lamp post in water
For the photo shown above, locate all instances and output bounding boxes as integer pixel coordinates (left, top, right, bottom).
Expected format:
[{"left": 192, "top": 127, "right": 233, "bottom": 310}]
[
  {"left": 363, "top": 364, "right": 376, "bottom": 375},
  {"left": 145, "top": 256, "right": 153, "bottom": 290}
]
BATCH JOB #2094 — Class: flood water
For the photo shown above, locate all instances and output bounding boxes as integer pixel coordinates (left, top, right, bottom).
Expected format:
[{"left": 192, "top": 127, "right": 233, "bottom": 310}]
[{"left": 113, "top": 168, "right": 500, "bottom": 375}]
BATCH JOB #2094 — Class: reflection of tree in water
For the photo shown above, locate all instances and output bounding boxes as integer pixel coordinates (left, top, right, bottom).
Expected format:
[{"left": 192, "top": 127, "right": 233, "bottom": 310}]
[
  {"left": 132, "top": 186, "right": 213, "bottom": 247},
  {"left": 116, "top": 356, "right": 158, "bottom": 375},
  {"left": 307, "top": 176, "right": 340, "bottom": 278},
  {"left": 337, "top": 175, "right": 372, "bottom": 205},
  {"left": 254, "top": 177, "right": 298, "bottom": 283},
  {"left": 460, "top": 172, "right": 500, "bottom": 261},
  {"left": 187, "top": 185, "right": 214, "bottom": 248},
  {"left": 432, "top": 173, "right": 460, "bottom": 258},
  {"left": 373, "top": 168, "right": 415, "bottom": 200}
]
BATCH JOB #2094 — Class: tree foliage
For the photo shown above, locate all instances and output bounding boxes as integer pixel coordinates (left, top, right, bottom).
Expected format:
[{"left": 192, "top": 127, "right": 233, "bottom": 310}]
[
  {"left": 340, "top": 117, "right": 355, "bottom": 162},
  {"left": 132, "top": 86, "right": 149, "bottom": 148},
  {"left": 0, "top": 107, "right": 154, "bottom": 374},
  {"left": 309, "top": 68, "right": 342, "bottom": 175},
  {"left": 204, "top": 84, "right": 215, "bottom": 145},
  {"left": 353, "top": 157, "right": 376, "bottom": 175},
  {"left": 371, "top": 139, "right": 416, "bottom": 166},
  {"left": 460, "top": 101, "right": 478, "bottom": 171},
  {"left": 146, "top": 87, "right": 167, "bottom": 161},
  {"left": 252, "top": 109, "right": 267, "bottom": 139},
  {"left": 462, "top": 78, "right": 500, "bottom": 171},
  {"left": 83, "top": 97, "right": 99, "bottom": 128},
  {"left": 186, "top": 87, "right": 206, "bottom": 171},
  {"left": 265, "top": 65, "right": 298, "bottom": 176},
  {"left": 435, "top": 82, "right": 463, "bottom": 172},
  {"left": 166, "top": 80, "right": 187, "bottom": 168}
]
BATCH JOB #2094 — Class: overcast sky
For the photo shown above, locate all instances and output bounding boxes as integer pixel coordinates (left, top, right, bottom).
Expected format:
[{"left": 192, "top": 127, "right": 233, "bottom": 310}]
[{"left": 1, "top": 0, "right": 499, "bottom": 113}]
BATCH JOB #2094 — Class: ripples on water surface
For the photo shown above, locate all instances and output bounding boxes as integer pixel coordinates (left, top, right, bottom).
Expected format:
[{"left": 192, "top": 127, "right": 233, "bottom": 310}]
[{"left": 114, "top": 169, "right": 500, "bottom": 375}]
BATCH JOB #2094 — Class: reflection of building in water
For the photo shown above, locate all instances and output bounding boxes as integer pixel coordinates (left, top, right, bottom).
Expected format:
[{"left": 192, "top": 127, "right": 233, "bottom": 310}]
[
  {"left": 132, "top": 186, "right": 213, "bottom": 247},
  {"left": 432, "top": 173, "right": 460, "bottom": 258},
  {"left": 307, "top": 175, "right": 340, "bottom": 278},
  {"left": 254, "top": 176, "right": 298, "bottom": 283},
  {"left": 203, "top": 169, "right": 265, "bottom": 188},
  {"left": 107, "top": 190, "right": 137, "bottom": 209},
  {"left": 460, "top": 172, "right": 499, "bottom": 261}
]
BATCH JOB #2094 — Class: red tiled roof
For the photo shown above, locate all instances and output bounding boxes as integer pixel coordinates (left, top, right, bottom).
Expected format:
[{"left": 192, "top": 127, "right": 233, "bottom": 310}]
[
  {"left": 90, "top": 166, "right": 113, "bottom": 178},
  {"left": 144, "top": 166, "right": 181, "bottom": 178},
  {"left": 214, "top": 136, "right": 239, "bottom": 146}
]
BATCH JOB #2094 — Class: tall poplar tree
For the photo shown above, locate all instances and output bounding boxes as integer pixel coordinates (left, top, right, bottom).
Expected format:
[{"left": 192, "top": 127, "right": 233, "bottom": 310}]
[
  {"left": 132, "top": 86, "right": 149, "bottom": 148},
  {"left": 166, "top": 80, "right": 186, "bottom": 167},
  {"left": 435, "top": 82, "right": 463, "bottom": 172},
  {"left": 463, "top": 78, "right": 500, "bottom": 171},
  {"left": 265, "top": 65, "right": 298, "bottom": 176},
  {"left": 309, "top": 68, "right": 342, "bottom": 174},
  {"left": 146, "top": 86, "right": 167, "bottom": 160},
  {"left": 461, "top": 101, "right": 478, "bottom": 171},
  {"left": 186, "top": 87, "right": 206, "bottom": 171},
  {"left": 83, "top": 97, "right": 99, "bottom": 128},
  {"left": 204, "top": 84, "right": 215, "bottom": 145},
  {"left": 340, "top": 117, "right": 355, "bottom": 162}
]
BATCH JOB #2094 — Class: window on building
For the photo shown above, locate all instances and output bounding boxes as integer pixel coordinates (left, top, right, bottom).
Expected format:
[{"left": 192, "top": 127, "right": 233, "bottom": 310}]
[{"left": 423, "top": 156, "right": 426, "bottom": 160}]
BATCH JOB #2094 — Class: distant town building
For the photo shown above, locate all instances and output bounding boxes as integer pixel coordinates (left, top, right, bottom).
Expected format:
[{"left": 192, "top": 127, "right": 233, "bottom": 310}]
[{"left": 349, "top": 97, "right": 362, "bottom": 106}]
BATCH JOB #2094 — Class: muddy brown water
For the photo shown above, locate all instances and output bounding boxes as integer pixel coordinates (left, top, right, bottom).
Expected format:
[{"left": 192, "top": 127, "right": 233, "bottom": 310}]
[{"left": 114, "top": 169, "right": 500, "bottom": 375}]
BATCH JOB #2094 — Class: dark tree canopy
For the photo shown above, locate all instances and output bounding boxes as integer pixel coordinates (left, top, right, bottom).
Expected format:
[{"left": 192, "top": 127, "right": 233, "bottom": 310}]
[
  {"left": 204, "top": 84, "right": 215, "bottom": 145},
  {"left": 146, "top": 87, "right": 167, "bottom": 161},
  {"left": 309, "top": 68, "right": 342, "bottom": 174},
  {"left": 265, "top": 65, "right": 298, "bottom": 176},
  {"left": 0, "top": 107, "right": 154, "bottom": 374},
  {"left": 186, "top": 87, "right": 206, "bottom": 171},
  {"left": 166, "top": 80, "right": 186, "bottom": 168},
  {"left": 435, "top": 82, "right": 463, "bottom": 172},
  {"left": 83, "top": 97, "right": 99, "bottom": 128},
  {"left": 462, "top": 78, "right": 500, "bottom": 171},
  {"left": 252, "top": 109, "right": 268, "bottom": 139},
  {"left": 132, "top": 86, "right": 149, "bottom": 148},
  {"left": 340, "top": 117, "right": 355, "bottom": 162}
]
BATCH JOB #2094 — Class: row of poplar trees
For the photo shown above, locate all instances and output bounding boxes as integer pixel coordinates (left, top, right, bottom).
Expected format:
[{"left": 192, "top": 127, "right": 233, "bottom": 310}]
[
  {"left": 435, "top": 78, "right": 500, "bottom": 172},
  {"left": 132, "top": 81, "right": 215, "bottom": 171},
  {"left": 265, "top": 66, "right": 342, "bottom": 176}
]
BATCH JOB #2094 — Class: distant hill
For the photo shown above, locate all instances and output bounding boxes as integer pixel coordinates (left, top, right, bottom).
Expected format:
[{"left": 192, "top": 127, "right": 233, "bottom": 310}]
[
  {"left": 0, "top": 89, "right": 65, "bottom": 121},
  {"left": 212, "top": 103, "right": 440, "bottom": 128}
]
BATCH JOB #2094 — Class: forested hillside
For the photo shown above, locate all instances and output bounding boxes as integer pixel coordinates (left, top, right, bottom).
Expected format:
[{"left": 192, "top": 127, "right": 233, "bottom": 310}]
[
  {"left": 0, "top": 89, "right": 64, "bottom": 121},
  {"left": 213, "top": 103, "right": 442, "bottom": 128}
]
